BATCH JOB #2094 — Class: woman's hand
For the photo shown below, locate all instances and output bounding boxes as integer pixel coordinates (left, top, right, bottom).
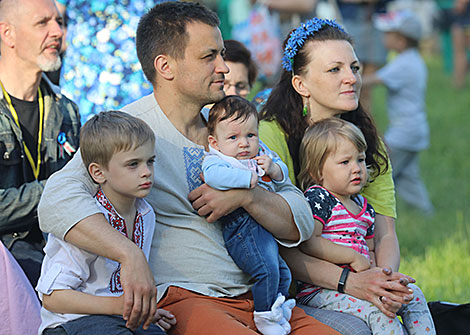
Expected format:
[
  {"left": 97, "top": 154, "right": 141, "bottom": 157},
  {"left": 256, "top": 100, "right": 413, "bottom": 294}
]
[{"left": 346, "top": 266, "right": 415, "bottom": 318}]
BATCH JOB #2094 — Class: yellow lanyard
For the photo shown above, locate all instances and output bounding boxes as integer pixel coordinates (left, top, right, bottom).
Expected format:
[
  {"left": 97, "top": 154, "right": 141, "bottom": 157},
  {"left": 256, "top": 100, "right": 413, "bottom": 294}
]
[{"left": 0, "top": 80, "right": 44, "bottom": 180}]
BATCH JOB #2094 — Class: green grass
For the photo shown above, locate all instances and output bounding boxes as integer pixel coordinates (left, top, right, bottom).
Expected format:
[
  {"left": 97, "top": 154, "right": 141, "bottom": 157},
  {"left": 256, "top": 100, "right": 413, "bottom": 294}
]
[{"left": 371, "top": 55, "right": 470, "bottom": 303}]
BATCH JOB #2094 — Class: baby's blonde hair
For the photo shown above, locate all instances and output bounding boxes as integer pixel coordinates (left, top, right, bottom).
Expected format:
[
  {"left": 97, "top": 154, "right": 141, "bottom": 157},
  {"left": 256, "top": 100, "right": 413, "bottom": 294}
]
[
  {"left": 298, "top": 118, "right": 367, "bottom": 191},
  {"left": 80, "top": 110, "right": 155, "bottom": 169}
]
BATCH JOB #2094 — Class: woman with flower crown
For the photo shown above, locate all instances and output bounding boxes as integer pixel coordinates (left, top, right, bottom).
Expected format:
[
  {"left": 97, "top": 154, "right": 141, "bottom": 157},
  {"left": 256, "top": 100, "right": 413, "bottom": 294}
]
[{"left": 258, "top": 18, "right": 420, "bottom": 334}]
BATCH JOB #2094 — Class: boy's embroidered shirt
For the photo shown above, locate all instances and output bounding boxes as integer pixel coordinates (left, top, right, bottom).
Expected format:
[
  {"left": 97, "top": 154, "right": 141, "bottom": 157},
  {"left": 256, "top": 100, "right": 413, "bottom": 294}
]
[
  {"left": 296, "top": 185, "right": 375, "bottom": 302},
  {"left": 95, "top": 189, "right": 146, "bottom": 292},
  {"left": 95, "top": 189, "right": 145, "bottom": 249},
  {"left": 36, "top": 190, "right": 155, "bottom": 333}
]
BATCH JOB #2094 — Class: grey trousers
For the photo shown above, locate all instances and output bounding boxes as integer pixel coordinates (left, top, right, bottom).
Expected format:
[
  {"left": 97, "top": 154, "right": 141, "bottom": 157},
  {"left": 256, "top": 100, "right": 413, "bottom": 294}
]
[
  {"left": 388, "top": 147, "right": 434, "bottom": 215},
  {"left": 299, "top": 304, "right": 372, "bottom": 335}
]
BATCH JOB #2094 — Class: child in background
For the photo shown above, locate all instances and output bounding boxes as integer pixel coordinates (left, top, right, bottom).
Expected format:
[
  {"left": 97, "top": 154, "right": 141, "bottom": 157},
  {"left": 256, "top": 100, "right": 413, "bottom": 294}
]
[
  {"left": 296, "top": 118, "right": 436, "bottom": 335},
  {"left": 36, "top": 111, "right": 176, "bottom": 335},
  {"left": 203, "top": 95, "right": 295, "bottom": 335},
  {"left": 363, "top": 10, "right": 434, "bottom": 215}
]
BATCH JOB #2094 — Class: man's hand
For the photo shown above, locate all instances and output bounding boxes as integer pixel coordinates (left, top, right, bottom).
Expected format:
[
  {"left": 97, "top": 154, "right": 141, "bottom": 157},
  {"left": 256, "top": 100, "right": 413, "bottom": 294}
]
[
  {"left": 188, "top": 180, "right": 250, "bottom": 222},
  {"left": 120, "top": 248, "right": 157, "bottom": 330}
]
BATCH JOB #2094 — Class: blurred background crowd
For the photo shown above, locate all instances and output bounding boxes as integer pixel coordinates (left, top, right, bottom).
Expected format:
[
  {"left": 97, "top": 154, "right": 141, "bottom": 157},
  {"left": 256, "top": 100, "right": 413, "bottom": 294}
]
[{"left": 50, "top": 0, "right": 469, "bottom": 124}]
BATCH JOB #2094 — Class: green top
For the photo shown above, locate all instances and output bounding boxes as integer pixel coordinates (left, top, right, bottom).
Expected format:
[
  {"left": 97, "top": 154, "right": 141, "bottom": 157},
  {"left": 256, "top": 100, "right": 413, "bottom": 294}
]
[{"left": 259, "top": 119, "right": 397, "bottom": 218}]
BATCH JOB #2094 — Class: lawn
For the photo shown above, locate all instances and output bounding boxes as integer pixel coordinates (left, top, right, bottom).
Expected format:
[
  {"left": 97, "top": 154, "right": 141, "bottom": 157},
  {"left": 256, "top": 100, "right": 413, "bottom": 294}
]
[{"left": 371, "top": 55, "right": 470, "bottom": 304}]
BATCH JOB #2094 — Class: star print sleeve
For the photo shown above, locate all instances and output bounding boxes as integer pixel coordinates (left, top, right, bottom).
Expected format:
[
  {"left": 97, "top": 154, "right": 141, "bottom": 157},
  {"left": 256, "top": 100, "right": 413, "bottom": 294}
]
[
  {"left": 304, "top": 186, "right": 332, "bottom": 225},
  {"left": 365, "top": 201, "right": 376, "bottom": 239}
]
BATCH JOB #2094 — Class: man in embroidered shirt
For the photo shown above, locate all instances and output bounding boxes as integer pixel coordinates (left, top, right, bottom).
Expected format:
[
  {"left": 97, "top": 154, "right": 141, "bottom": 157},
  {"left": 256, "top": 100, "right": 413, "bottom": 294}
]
[
  {"left": 0, "top": 0, "right": 80, "bottom": 287},
  {"left": 38, "top": 2, "right": 339, "bottom": 334},
  {"left": 37, "top": 111, "right": 176, "bottom": 335}
]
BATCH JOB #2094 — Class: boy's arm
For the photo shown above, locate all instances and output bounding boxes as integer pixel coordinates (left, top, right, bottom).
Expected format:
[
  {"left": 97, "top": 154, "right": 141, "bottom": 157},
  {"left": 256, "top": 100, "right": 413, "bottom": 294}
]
[
  {"left": 257, "top": 142, "right": 289, "bottom": 184},
  {"left": 202, "top": 156, "right": 254, "bottom": 190},
  {"left": 300, "top": 219, "right": 371, "bottom": 272},
  {"left": 255, "top": 155, "right": 284, "bottom": 182},
  {"left": 361, "top": 73, "right": 383, "bottom": 88},
  {"left": 43, "top": 290, "right": 123, "bottom": 315}
]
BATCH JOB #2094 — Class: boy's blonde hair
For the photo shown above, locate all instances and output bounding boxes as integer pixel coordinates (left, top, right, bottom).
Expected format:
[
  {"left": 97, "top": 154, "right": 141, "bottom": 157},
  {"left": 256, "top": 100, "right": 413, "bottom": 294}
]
[
  {"left": 298, "top": 118, "right": 367, "bottom": 191},
  {"left": 80, "top": 110, "right": 155, "bottom": 169}
]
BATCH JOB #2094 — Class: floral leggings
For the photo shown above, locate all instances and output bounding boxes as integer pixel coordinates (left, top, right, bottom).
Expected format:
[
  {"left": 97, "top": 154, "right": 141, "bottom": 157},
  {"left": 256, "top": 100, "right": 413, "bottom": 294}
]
[{"left": 304, "top": 284, "right": 436, "bottom": 335}]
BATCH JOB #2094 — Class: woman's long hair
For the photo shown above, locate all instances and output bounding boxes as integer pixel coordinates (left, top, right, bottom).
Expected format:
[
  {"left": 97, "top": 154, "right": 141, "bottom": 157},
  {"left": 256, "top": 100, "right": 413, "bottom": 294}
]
[{"left": 260, "top": 24, "right": 388, "bottom": 183}]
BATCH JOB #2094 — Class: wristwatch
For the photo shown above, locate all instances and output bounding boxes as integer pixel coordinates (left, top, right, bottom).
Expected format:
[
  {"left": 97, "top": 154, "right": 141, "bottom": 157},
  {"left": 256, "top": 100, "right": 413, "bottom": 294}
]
[{"left": 337, "top": 267, "right": 350, "bottom": 294}]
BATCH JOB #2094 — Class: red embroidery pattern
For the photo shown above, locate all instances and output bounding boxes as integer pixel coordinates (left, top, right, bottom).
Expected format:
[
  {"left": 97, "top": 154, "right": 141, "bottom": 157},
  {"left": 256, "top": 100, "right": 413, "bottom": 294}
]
[{"left": 95, "top": 189, "right": 145, "bottom": 293}]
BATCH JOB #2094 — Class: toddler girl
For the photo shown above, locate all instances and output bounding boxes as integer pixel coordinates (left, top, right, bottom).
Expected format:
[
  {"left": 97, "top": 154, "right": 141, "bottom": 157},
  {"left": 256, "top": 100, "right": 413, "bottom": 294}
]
[{"left": 296, "top": 118, "right": 435, "bottom": 335}]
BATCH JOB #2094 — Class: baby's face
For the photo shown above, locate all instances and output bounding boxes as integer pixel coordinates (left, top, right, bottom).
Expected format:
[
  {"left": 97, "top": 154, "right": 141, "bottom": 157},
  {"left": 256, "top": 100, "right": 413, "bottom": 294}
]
[{"left": 210, "top": 114, "right": 259, "bottom": 160}]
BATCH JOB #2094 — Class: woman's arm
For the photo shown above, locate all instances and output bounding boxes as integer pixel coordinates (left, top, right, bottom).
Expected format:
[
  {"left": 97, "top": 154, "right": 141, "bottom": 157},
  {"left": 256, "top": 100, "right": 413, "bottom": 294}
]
[{"left": 374, "top": 214, "right": 400, "bottom": 272}]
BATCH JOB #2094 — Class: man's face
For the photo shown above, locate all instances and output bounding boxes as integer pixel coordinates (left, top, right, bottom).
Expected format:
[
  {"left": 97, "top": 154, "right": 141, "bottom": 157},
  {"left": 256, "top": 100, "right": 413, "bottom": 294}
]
[
  {"left": 8, "top": 0, "right": 64, "bottom": 72},
  {"left": 171, "top": 22, "right": 229, "bottom": 108}
]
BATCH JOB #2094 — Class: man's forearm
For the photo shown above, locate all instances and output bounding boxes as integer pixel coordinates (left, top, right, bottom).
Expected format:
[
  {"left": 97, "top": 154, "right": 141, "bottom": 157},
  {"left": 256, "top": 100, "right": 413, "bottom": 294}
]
[
  {"left": 243, "top": 186, "right": 299, "bottom": 241},
  {"left": 64, "top": 214, "right": 144, "bottom": 264}
]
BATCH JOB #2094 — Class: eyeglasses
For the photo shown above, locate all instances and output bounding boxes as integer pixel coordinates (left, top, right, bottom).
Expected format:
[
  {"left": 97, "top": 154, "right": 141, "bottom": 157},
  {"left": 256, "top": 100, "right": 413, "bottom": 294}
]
[{"left": 223, "top": 80, "right": 251, "bottom": 96}]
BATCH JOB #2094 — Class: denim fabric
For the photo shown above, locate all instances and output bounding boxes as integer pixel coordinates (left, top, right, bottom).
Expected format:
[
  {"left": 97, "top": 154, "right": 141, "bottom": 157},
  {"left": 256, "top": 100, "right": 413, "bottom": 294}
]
[
  {"left": 42, "top": 315, "right": 166, "bottom": 335},
  {"left": 222, "top": 208, "right": 292, "bottom": 312}
]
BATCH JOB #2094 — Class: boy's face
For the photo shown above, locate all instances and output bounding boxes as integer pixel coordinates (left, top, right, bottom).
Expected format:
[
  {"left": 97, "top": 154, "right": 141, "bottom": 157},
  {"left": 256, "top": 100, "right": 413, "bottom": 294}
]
[
  {"left": 208, "top": 113, "right": 259, "bottom": 160},
  {"left": 99, "top": 140, "right": 156, "bottom": 201},
  {"left": 383, "top": 31, "right": 405, "bottom": 51}
]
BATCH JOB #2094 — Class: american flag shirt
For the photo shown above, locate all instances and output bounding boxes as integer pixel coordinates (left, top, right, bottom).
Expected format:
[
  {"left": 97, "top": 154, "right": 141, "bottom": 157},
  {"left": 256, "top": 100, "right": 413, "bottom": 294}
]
[{"left": 297, "top": 185, "right": 375, "bottom": 302}]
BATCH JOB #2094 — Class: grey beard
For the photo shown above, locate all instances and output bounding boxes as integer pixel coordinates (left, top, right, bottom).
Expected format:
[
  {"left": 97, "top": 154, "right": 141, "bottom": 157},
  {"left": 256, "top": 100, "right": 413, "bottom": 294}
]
[{"left": 38, "top": 56, "right": 62, "bottom": 72}]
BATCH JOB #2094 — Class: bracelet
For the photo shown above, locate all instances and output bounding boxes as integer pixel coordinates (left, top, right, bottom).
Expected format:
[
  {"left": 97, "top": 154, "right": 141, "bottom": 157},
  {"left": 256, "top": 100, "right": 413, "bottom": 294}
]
[{"left": 337, "top": 268, "right": 350, "bottom": 294}]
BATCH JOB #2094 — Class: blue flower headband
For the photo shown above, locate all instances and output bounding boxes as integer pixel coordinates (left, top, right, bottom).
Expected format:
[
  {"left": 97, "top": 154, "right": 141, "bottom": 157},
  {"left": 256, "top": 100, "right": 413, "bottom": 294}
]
[{"left": 281, "top": 18, "right": 346, "bottom": 72}]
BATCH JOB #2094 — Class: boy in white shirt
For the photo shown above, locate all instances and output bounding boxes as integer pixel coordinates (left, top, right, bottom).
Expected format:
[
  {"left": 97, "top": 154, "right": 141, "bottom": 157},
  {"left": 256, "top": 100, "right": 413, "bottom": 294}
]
[
  {"left": 363, "top": 10, "right": 433, "bottom": 215},
  {"left": 36, "top": 111, "right": 176, "bottom": 335}
]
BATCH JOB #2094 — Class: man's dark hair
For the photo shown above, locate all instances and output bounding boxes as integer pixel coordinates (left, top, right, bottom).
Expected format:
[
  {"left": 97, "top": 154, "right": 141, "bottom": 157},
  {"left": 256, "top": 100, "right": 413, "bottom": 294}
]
[
  {"left": 224, "top": 39, "right": 258, "bottom": 87},
  {"left": 136, "top": 1, "right": 220, "bottom": 84},
  {"left": 208, "top": 95, "right": 258, "bottom": 136}
]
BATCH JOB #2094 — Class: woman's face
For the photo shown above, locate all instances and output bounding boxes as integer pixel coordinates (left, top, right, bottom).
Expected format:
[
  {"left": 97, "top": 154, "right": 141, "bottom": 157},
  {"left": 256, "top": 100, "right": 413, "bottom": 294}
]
[
  {"left": 223, "top": 61, "right": 251, "bottom": 98},
  {"left": 298, "top": 40, "right": 362, "bottom": 123}
]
